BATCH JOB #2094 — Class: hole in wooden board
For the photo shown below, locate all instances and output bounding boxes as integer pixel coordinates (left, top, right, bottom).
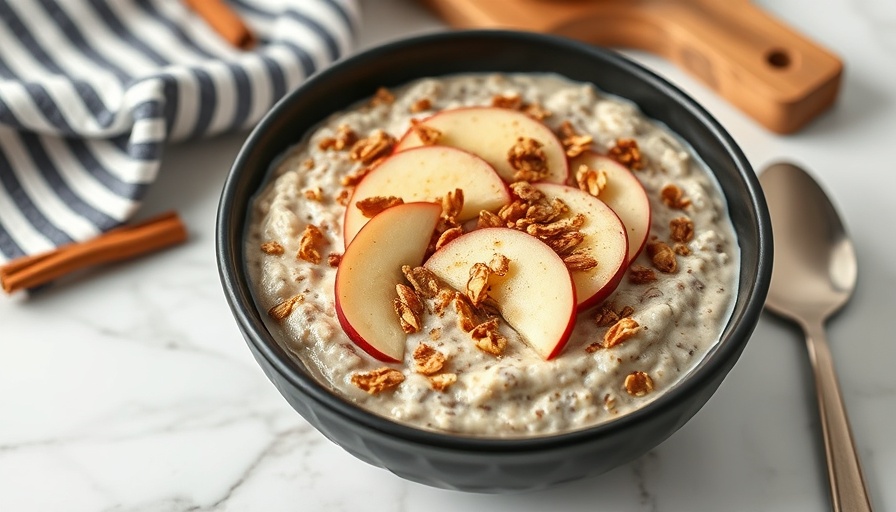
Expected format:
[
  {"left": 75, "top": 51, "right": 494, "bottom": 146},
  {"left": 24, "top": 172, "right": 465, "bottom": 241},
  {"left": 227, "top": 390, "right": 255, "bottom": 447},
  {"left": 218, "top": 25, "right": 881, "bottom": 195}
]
[{"left": 766, "top": 48, "right": 792, "bottom": 69}]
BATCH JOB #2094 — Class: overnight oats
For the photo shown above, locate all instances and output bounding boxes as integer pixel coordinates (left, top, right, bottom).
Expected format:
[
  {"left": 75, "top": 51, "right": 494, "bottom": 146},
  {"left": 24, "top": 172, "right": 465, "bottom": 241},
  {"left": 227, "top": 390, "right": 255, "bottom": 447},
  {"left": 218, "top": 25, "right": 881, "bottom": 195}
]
[{"left": 245, "top": 73, "right": 739, "bottom": 437}]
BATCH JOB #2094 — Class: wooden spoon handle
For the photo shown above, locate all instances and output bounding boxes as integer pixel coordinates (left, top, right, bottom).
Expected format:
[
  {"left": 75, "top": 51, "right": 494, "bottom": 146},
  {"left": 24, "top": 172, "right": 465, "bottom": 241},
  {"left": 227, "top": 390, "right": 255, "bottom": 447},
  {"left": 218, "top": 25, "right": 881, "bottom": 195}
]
[{"left": 804, "top": 321, "right": 874, "bottom": 512}]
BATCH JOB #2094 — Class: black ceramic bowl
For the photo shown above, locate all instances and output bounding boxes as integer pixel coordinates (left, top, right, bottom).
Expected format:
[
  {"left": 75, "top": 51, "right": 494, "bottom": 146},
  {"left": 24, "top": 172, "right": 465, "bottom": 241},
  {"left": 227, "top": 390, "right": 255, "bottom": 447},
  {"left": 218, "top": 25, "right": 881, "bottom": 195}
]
[{"left": 217, "top": 30, "right": 772, "bottom": 493}]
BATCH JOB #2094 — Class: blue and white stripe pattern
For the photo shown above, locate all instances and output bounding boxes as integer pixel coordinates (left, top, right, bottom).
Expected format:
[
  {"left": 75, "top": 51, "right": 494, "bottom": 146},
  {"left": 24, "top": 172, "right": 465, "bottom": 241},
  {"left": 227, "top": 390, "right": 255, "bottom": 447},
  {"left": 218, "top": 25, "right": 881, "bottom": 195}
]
[{"left": 0, "top": 0, "right": 359, "bottom": 263}]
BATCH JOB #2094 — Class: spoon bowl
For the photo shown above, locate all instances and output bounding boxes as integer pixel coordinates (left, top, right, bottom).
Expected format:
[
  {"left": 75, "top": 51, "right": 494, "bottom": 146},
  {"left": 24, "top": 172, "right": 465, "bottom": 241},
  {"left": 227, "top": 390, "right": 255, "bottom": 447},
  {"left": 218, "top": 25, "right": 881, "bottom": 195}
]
[
  {"left": 760, "top": 162, "right": 873, "bottom": 512},
  {"left": 762, "top": 162, "right": 857, "bottom": 322}
]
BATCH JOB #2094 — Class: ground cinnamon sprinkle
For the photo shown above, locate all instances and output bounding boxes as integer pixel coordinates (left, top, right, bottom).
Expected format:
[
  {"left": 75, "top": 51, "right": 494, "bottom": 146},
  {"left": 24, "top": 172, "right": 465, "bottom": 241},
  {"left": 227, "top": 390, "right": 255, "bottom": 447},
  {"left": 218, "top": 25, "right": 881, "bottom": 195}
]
[{"left": 0, "top": 211, "right": 187, "bottom": 295}]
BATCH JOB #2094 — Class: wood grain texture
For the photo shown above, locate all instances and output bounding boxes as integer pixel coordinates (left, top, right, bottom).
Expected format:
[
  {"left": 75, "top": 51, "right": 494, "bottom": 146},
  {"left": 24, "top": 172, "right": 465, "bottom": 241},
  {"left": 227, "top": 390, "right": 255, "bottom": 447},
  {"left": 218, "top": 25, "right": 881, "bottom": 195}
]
[{"left": 422, "top": 0, "right": 842, "bottom": 133}]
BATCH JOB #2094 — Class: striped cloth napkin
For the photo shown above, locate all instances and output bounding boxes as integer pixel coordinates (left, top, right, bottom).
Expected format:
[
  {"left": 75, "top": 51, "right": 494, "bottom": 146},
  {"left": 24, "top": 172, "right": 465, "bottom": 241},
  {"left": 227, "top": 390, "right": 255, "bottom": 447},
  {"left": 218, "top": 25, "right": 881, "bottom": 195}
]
[{"left": 0, "top": 0, "right": 358, "bottom": 264}]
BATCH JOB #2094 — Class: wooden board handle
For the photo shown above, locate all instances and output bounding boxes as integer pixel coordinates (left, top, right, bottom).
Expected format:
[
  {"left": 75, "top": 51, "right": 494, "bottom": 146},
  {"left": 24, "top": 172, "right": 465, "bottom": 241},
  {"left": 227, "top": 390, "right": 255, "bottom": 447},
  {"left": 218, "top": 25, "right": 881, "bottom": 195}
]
[{"left": 423, "top": 0, "right": 843, "bottom": 134}]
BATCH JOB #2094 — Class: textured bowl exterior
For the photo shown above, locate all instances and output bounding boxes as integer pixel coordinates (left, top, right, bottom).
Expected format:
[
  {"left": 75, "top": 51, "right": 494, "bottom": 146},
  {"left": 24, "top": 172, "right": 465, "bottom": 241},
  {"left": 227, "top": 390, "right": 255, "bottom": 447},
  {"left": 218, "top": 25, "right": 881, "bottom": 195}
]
[{"left": 217, "top": 30, "right": 773, "bottom": 493}]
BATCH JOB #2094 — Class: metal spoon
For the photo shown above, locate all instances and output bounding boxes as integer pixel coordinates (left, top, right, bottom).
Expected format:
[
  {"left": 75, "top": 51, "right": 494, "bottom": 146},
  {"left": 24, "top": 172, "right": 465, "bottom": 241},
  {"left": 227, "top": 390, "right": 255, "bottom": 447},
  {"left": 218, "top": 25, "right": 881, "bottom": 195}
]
[{"left": 760, "top": 162, "right": 873, "bottom": 512}]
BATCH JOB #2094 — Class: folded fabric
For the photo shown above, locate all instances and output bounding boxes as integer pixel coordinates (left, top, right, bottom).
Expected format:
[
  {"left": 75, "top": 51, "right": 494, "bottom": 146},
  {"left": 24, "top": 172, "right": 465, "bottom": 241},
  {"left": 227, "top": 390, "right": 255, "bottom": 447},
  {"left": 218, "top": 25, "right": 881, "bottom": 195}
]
[{"left": 0, "top": 0, "right": 359, "bottom": 263}]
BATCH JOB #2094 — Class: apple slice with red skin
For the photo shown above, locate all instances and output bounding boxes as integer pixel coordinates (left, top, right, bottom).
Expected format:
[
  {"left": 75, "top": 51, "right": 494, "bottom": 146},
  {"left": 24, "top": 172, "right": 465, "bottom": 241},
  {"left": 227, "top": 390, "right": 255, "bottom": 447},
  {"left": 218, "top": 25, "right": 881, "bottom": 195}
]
[
  {"left": 533, "top": 183, "right": 628, "bottom": 311},
  {"left": 344, "top": 145, "right": 510, "bottom": 247},
  {"left": 570, "top": 151, "right": 652, "bottom": 263},
  {"left": 424, "top": 227, "right": 576, "bottom": 360},
  {"left": 335, "top": 202, "right": 442, "bottom": 362},
  {"left": 395, "top": 106, "right": 569, "bottom": 184}
]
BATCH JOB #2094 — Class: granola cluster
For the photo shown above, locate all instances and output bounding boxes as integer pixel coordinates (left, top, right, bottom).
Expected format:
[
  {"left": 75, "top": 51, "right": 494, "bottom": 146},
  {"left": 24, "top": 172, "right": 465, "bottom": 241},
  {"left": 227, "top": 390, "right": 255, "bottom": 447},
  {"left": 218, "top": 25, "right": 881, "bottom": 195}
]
[
  {"left": 260, "top": 241, "right": 285, "bottom": 256},
  {"left": 608, "top": 138, "right": 644, "bottom": 170},
  {"left": 267, "top": 294, "right": 304, "bottom": 322},
  {"left": 327, "top": 128, "right": 400, "bottom": 200},
  {"left": 508, "top": 137, "right": 549, "bottom": 182},
  {"left": 349, "top": 129, "right": 396, "bottom": 166},
  {"left": 356, "top": 195, "right": 404, "bottom": 218},
  {"left": 303, "top": 186, "right": 324, "bottom": 202},
  {"left": 410, "top": 97, "right": 433, "bottom": 113},
  {"left": 410, "top": 119, "right": 442, "bottom": 146},
  {"left": 660, "top": 183, "right": 691, "bottom": 209},
  {"left": 646, "top": 240, "right": 677, "bottom": 274},
  {"left": 559, "top": 121, "right": 593, "bottom": 158},
  {"left": 394, "top": 283, "right": 424, "bottom": 334},
  {"left": 624, "top": 371, "right": 654, "bottom": 397},
  {"left": 298, "top": 224, "right": 326, "bottom": 264},
  {"left": 351, "top": 367, "right": 404, "bottom": 394},
  {"left": 411, "top": 342, "right": 457, "bottom": 393},
  {"left": 575, "top": 164, "right": 607, "bottom": 197},
  {"left": 476, "top": 181, "right": 598, "bottom": 272},
  {"left": 318, "top": 124, "right": 358, "bottom": 151},
  {"left": 412, "top": 343, "right": 445, "bottom": 375},
  {"left": 585, "top": 303, "right": 637, "bottom": 353},
  {"left": 491, "top": 92, "right": 551, "bottom": 120},
  {"left": 370, "top": 86, "right": 395, "bottom": 107}
]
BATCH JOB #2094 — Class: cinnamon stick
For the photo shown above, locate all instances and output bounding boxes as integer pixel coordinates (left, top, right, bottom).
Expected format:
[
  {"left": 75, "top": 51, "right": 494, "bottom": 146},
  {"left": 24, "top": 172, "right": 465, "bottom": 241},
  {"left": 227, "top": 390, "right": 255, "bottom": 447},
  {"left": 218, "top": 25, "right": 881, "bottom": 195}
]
[
  {"left": 0, "top": 211, "right": 188, "bottom": 295},
  {"left": 184, "top": 0, "right": 257, "bottom": 50}
]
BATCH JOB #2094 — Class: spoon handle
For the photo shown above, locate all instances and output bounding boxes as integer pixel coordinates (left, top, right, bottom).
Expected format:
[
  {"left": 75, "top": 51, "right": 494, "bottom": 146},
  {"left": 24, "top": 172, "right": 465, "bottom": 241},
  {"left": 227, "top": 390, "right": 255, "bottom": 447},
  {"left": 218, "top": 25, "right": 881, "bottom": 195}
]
[{"left": 804, "top": 321, "right": 874, "bottom": 512}]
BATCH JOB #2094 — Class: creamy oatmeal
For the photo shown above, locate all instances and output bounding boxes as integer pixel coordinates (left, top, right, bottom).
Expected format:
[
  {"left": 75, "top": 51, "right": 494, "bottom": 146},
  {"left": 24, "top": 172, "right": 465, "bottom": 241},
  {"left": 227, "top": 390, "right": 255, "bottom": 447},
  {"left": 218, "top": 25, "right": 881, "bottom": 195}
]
[{"left": 246, "top": 73, "right": 739, "bottom": 437}]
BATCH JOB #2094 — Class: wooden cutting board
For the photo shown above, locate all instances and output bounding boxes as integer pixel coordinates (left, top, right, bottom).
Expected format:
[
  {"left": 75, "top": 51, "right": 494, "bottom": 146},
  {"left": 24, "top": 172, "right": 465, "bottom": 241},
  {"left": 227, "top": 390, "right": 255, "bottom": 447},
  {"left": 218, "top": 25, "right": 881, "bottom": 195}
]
[{"left": 421, "top": 0, "right": 842, "bottom": 134}]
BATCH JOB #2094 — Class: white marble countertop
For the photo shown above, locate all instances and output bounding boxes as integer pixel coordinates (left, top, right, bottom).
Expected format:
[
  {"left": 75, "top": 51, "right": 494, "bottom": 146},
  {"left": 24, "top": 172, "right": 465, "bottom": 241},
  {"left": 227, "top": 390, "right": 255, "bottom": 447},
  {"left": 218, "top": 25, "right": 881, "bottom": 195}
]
[{"left": 2, "top": 0, "right": 895, "bottom": 510}]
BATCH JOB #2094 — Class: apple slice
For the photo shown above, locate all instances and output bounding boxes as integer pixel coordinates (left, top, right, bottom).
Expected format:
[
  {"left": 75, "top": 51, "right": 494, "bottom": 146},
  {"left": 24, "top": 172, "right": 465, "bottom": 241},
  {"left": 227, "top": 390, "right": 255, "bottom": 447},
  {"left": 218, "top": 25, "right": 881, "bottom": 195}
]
[
  {"left": 570, "top": 151, "right": 651, "bottom": 263},
  {"left": 344, "top": 146, "right": 510, "bottom": 247},
  {"left": 533, "top": 183, "right": 628, "bottom": 311},
  {"left": 395, "top": 106, "right": 568, "bottom": 184},
  {"left": 424, "top": 228, "right": 576, "bottom": 360},
  {"left": 335, "top": 202, "right": 442, "bottom": 362}
]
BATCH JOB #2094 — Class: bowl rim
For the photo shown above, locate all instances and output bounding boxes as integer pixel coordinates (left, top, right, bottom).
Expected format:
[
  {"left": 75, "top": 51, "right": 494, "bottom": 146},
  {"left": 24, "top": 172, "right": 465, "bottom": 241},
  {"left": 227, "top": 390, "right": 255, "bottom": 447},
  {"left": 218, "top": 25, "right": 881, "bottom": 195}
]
[{"left": 217, "top": 29, "right": 772, "bottom": 452}]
